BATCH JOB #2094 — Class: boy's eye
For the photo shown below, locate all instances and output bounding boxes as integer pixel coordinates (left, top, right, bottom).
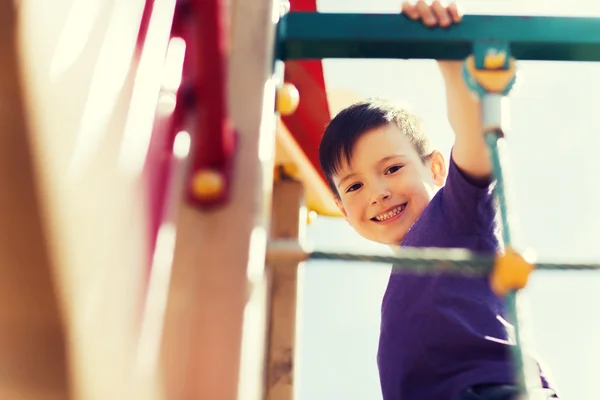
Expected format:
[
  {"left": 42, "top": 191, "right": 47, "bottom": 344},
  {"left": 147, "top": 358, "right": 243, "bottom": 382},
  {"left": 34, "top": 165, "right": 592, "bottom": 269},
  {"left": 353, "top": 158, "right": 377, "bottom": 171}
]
[
  {"left": 385, "top": 165, "right": 403, "bottom": 175},
  {"left": 346, "top": 183, "right": 363, "bottom": 193}
]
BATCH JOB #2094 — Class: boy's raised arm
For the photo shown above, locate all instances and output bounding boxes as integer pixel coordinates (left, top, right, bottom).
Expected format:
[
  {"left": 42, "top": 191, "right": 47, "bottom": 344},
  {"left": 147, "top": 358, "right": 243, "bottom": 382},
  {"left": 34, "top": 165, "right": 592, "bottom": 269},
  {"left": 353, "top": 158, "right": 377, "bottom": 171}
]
[
  {"left": 438, "top": 61, "right": 491, "bottom": 180},
  {"left": 401, "top": 1, "right": 492, "bottom": 180}
]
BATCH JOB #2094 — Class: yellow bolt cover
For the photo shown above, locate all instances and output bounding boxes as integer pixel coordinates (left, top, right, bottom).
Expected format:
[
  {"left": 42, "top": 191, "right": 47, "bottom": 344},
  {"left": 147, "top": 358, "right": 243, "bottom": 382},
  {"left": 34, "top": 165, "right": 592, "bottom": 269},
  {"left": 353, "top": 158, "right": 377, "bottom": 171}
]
[
  {"left": 276, "top": 83, "right": 300, "bottom": 116},
  {"left": 484, "top": 52, "right": 507, "bottom": 69},
  {"left": 191, "top": 169, "right": 224, "bottom": 199}
]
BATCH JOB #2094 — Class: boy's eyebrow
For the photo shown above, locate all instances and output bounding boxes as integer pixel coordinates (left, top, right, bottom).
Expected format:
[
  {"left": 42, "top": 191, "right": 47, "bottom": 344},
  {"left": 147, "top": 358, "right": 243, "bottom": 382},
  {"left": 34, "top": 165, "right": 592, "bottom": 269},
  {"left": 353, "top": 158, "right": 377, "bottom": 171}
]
[
  {"left": 336, "top": 154, "right": 408, "bottom": 189},
  {"left": 378, "top": 154, "right": 408, "bottom": 165},
  {"left": 337, "top": 173, "right": 358, "bottom": 189}
]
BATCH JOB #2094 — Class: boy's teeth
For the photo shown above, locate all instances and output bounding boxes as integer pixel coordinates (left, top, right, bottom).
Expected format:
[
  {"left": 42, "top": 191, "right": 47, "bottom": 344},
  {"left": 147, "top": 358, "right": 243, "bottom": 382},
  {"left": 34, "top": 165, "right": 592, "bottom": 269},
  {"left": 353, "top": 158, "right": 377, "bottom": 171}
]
[{"left": 375, "top": 204, "right": 405, "bottom": 221}]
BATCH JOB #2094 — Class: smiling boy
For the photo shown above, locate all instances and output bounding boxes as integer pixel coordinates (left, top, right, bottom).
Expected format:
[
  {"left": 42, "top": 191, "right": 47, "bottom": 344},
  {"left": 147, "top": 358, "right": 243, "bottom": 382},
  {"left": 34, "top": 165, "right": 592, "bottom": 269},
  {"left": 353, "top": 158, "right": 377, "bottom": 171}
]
[{"left": 318, "top": 1, "right": 558, "bottom": 399}]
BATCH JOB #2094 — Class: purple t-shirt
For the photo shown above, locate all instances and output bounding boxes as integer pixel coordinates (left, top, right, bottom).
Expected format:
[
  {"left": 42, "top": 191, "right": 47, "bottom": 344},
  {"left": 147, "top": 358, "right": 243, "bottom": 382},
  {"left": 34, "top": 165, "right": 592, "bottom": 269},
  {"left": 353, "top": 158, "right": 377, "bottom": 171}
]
[{"left": 377, "top": 154, "right": 521, "bottom": 399}]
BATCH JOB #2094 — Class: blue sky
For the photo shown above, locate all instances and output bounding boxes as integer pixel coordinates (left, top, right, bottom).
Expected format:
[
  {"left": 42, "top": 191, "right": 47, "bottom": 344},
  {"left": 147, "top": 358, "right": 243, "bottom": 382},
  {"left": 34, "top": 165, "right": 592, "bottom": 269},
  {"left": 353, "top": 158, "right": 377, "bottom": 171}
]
[{"left": 297, "top": 1, "right": 600, "bottom": 399}]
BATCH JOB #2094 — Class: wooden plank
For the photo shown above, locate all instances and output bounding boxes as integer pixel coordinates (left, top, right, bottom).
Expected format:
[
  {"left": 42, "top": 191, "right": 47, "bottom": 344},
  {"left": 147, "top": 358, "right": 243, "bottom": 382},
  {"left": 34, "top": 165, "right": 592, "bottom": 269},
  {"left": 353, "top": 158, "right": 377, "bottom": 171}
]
[
  {"left": 0, "top": 1, "right": 70, "bottom": 398},
  {"left": 159, "top": 0, "right": 278, "bottom": 398},
  {"left": 18, "top": 0, "right": 166, "bottom": 398},
  {"left": 265, "top": 178, "right": 305, "bottom": 400}
]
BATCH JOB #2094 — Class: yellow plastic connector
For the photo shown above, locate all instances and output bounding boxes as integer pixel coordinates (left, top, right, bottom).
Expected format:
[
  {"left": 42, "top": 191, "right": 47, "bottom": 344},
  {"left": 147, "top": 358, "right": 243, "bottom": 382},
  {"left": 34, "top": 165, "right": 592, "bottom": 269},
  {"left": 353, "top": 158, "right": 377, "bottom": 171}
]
[
  {"left": 276, "top": 83, "right": 300, "bottom": 116},
  {"left": 464, "top": 55, "right": 516, "bottom": 94},
  {"left": 191, "top": 169, "right": 224, "bottom": 200},
  {"left": 490, "top": 248, "right": 535, "bottom": 297}
]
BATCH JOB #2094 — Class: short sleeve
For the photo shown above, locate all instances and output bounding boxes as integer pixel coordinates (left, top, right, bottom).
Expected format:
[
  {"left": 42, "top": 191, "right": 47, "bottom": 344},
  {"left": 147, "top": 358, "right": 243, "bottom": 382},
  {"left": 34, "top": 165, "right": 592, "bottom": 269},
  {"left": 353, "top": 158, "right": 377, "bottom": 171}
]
[{"left": 441, "top": 151, "right": 497, "bottom": 234}]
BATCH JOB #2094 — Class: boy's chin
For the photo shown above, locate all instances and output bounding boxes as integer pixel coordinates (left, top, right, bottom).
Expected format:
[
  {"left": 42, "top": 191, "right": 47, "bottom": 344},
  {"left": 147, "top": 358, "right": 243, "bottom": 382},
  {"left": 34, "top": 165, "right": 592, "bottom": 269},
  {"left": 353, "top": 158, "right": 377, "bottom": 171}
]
[
  {"left": 374, "top": 231, "right": 408, "bottom": 246},
  {"left": 358, "top": 224, "right": 408, "bottom": 246}
]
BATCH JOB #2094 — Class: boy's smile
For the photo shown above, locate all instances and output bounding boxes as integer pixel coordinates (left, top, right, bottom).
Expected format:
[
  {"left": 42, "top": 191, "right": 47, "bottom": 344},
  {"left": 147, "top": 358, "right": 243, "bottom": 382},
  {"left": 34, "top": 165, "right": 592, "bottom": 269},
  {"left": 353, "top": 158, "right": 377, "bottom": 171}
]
[
  {"left": 332, "top": 124, "right": 446, "bottom": 245},
  {"left": 371, "top": 203, "right": 407, "bottom": 223}
]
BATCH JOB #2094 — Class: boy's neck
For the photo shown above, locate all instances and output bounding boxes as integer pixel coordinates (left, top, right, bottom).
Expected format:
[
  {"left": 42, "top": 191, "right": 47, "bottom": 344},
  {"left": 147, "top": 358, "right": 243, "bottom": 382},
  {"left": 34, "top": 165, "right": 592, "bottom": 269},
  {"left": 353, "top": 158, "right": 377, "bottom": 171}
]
[{"left": 388, "top": 244, "right": 400, "bottom": 254}]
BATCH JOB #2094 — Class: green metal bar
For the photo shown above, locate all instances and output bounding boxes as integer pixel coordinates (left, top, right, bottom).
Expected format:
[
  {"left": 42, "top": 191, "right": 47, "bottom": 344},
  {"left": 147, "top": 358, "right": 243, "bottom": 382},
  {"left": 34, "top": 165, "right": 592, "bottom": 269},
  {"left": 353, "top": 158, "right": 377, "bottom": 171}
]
[{"left": 278, "top": 12, "right": 600, "bottom": 61}]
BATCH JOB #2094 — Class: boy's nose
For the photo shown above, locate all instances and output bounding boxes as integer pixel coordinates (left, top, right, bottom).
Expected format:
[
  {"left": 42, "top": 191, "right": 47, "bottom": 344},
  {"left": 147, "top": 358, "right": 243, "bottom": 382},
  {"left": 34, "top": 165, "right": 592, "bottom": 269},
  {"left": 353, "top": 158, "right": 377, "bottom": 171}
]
[{"left": 371, "top": 189, "right": 391, "bottom": 205}]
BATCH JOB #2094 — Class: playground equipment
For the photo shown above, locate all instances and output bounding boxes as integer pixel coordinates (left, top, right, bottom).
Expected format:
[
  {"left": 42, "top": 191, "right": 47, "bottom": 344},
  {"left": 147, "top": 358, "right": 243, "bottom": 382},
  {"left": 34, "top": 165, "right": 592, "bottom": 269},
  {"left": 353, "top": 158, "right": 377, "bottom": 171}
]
[
  {"left": 2, "top": 0, "right": 600, "bottom": 399},
  {"left": 276, "top": 10, "right": 600, "bottom": 399}
]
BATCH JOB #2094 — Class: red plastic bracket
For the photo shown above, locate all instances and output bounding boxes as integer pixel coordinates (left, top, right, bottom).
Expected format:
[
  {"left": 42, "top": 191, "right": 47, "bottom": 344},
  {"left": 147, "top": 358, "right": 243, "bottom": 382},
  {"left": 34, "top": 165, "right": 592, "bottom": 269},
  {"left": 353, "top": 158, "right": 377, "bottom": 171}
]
[{"left": 176, "top": 0, "right": 236, "bottom": 209}]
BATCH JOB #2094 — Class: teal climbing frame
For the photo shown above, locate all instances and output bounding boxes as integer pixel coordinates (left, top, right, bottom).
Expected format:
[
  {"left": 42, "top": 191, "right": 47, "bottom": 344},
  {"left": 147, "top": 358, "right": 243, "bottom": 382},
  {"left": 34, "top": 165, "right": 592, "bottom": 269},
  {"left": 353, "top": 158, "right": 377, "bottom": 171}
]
[
  {"left": 277, "top": 13, "right": 600, "bottom": 62},
  {"left": 274, "top": 10, "right": 600, "bottom": 399}
]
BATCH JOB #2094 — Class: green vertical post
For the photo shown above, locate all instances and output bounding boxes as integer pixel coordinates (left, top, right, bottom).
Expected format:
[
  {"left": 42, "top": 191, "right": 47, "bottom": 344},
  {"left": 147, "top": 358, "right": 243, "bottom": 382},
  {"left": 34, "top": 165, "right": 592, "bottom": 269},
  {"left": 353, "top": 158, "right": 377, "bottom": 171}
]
[{"left": 463, "top": 42, "right": 533, "bottom": 397}]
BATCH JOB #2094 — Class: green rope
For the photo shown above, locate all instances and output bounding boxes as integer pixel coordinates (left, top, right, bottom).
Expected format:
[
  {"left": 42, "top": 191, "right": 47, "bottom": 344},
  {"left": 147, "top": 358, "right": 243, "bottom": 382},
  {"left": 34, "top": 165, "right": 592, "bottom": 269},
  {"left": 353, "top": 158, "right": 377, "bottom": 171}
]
[
  {"left": 308, "top": 250, "right": 600, "bottom": 272},
  {"left": 485, "top": 130, "right": 529, "bottom": 391}
]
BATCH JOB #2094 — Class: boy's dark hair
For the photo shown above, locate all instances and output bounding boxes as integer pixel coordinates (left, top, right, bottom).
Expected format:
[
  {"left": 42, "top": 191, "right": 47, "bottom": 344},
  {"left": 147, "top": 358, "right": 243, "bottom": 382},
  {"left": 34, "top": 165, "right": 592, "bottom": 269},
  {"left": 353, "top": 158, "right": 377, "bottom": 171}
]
[{"left": 319, "top": 97, "right": 434, "bottom": 197}]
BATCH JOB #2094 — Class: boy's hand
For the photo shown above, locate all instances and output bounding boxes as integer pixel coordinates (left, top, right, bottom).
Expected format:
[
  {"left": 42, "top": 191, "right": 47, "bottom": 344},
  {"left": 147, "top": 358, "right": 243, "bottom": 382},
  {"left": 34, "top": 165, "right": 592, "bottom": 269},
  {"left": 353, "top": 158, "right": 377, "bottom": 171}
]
[{"left": 401, "top": 1, "right": 462, "bottom": 28}]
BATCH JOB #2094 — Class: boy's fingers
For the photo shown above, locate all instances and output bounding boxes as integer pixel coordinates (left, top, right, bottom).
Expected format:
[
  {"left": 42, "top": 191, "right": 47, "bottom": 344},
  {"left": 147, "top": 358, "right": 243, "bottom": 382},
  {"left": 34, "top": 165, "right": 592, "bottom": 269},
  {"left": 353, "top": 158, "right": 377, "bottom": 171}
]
[
  {"left": 448, "top": 2, "right": 463, "bottom": 23},
  {"left": 431, "top": 0, "right": 451, "bottom": 27},
  {"left": 415, "top": 0, "right": 437, "bottom": 26},
  {"left": 401, "top": 0, "right": 462, "bottom": 26},
  {"left": 401, "top": 2, "right": 420, "bottom": 20}
]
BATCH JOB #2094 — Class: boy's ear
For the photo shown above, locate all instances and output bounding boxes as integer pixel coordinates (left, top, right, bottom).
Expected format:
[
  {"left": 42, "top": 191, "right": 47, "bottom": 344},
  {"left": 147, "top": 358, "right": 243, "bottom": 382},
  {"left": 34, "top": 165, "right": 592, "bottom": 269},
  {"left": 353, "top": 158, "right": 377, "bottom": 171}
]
[
  {"left": 334, "top": 197, "right": 349, "bottom": 222},
  {"left": 428, "top": 150, "right": 447, "bottom": 187}
]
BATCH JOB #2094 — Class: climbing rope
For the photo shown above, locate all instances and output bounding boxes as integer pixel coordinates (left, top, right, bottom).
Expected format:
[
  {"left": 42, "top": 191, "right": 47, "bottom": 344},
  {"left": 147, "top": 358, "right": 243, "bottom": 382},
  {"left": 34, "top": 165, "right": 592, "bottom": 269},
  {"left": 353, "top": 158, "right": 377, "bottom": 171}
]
[{"left": 308, "top": 250, "right": 600, "bottom": 273}]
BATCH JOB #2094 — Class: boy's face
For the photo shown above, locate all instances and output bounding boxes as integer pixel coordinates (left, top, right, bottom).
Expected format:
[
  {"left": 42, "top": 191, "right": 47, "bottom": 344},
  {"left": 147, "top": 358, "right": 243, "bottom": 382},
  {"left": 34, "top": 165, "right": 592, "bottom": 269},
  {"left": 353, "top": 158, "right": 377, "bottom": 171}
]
[{"left": 332, "top": 124, "right": 446, "bottom": 245}]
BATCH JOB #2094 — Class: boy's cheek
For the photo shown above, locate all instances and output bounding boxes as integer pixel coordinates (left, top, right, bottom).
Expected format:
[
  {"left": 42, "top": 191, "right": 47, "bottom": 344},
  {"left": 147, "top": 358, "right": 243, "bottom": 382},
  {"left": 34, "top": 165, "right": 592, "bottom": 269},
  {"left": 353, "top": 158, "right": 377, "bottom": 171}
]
[{"left": 334, "top": 197, "right": 348, "bottom": 218}]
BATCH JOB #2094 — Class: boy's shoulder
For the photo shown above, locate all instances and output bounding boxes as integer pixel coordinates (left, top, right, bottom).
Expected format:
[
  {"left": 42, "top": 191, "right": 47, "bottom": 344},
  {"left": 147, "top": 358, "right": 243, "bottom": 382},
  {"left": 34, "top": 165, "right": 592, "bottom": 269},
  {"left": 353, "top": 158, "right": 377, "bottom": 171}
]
[
  {"left": 443, "top": 152, "right": 496, "bottom": 206},
  {"left": 402, "top": 153, "right": 499, "bottom": 250}
]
